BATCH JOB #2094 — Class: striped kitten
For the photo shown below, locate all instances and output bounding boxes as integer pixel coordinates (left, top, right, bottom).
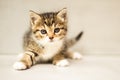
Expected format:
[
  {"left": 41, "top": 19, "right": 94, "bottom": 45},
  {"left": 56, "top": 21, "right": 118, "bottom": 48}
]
[{"left": 13, "top": 8, "right": 83, "bottom": 70}]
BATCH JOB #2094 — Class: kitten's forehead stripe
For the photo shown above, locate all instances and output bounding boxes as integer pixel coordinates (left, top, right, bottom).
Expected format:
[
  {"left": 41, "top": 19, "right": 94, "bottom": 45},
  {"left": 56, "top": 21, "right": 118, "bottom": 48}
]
[{"left": 41, "top": 12, "right": 56, "bottom": 27}]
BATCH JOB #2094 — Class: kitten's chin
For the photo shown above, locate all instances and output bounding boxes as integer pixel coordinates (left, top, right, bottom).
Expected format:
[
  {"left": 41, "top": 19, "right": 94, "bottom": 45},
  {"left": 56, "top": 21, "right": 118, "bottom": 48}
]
[
  {"left": 49, "top": 38, "right": 64, "bottom": 43},
  {"left": 48, "top": 39, "right": 58, "bottom": 43}
]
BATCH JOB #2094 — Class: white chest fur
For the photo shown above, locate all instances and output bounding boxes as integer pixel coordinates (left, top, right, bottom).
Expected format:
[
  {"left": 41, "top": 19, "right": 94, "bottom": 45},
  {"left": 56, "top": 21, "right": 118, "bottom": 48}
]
[
  {"left": 41, "top": 40, "right": 63, "bottom": 61},
  {"left": 32, "top": 35, "right": 64, "bottom": 61}
]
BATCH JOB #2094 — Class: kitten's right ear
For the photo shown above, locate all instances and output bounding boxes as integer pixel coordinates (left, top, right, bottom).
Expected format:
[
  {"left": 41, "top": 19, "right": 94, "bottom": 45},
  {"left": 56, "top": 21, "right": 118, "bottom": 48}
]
[
  {"left": 57, "top": 8, "right": 67, "bottom": 22},
  {"left": 29, "top": 10, "right": 41, "bottom": 26}
]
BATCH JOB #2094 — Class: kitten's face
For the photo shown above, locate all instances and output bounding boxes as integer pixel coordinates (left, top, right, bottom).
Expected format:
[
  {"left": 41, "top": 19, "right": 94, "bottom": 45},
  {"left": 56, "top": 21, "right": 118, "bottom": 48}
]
[{"left": 30, "top": 8, "right": 67, "bottom": 43}]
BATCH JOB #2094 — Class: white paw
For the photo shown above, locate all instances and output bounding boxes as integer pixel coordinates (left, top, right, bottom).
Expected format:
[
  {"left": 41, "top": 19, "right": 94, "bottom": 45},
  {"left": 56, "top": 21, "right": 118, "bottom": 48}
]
[
  {"left": 13, "top": 62, "right": 27, "bottom": 70},
  {"left": 56, "top": 59, "right": 69, "bottom": 67},
  {"left": 72, "top": 52, "right": 82, "bottom": 59}
]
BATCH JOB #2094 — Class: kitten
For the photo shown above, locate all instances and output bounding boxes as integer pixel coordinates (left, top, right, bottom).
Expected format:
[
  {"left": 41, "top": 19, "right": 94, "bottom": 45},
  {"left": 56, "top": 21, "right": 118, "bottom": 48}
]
[{"left": 13, "top": 8, "right": 83, "bottom": 70}]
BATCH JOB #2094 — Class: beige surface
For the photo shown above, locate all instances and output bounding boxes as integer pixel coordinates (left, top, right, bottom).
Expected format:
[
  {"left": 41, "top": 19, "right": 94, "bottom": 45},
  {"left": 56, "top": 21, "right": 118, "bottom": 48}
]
[
  {"left": 0, "top": 55, "right": 120, "bottom": 80},
  {"left": 0, "top": 0, "right": 120, "bottom": 54}
]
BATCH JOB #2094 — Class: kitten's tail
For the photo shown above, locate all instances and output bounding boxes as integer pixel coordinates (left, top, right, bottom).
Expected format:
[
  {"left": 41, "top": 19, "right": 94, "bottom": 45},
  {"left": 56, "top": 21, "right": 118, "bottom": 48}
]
[{"left": 66, "top": 31, "right": 83, "bottom": 48}]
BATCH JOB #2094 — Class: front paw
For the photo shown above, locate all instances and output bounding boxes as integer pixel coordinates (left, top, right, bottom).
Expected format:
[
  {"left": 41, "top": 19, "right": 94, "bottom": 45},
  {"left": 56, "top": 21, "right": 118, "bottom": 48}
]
[
  {"left": 55, "top": 59, "right": 69, "bottom": 67},
  {"left": 13, "top": 61, "right": 27, "bottom": 70}
]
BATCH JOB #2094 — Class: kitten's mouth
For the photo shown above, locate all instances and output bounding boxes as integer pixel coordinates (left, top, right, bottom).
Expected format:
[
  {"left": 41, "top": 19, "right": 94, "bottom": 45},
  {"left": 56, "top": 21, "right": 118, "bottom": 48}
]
[{"left": 49, "top": 39, "right": 54, "bottom": 42}]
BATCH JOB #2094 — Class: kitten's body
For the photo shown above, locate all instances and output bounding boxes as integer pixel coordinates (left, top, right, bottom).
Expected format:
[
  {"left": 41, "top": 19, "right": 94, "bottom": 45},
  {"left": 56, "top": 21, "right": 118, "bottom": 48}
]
[
  {"left": 13, "top": 8, "right": 83, "bottom": 70},
  {"left": 24, "top": 29, "right": 65, "bottom": 62}
]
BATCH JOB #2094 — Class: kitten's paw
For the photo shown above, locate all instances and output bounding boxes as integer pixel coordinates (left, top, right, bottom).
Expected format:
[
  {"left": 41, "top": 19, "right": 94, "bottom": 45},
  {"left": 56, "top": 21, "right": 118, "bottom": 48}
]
[
  {"left": 72, "top": 52, "right": 82, "bottom": 59},
  {"left": 55, "top": 59, "right": 69, "bottom": 67},
  {"left": 13, "top": 62, "right": 27, "bottom": 70}
]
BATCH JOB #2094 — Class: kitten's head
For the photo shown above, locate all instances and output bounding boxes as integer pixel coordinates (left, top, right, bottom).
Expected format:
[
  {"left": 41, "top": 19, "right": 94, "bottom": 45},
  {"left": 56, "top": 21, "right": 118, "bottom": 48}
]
[{"left": 29, "top": 8, "right": 67, "bottom": 43}]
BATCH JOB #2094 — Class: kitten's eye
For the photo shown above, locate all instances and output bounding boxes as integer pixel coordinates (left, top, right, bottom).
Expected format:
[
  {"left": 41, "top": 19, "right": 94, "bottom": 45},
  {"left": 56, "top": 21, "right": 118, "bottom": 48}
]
[
  {"left": 40, "top": 29, "right": 47, "bottom": 34},
  {"left": 54, "top": 28, "right": 60, "bottom": 33},
  {"left": 51, "top": 20, "right": 54, "bottom": 24},
  {"left": 44, "top": 21, "right": 47, "bottom": 24}
]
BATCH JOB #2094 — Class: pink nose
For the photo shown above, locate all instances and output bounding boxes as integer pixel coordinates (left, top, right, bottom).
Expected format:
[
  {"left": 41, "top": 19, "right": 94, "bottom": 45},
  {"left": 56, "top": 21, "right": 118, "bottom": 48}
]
[{"left": 49, "top": 37, "right": 54, "bottom": 40}]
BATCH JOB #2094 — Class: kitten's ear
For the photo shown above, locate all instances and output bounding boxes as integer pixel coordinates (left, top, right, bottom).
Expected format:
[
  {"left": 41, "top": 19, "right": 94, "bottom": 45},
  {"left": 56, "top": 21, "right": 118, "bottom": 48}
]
[
  {"left": 29, "top": 10, "right": 41, "bottom": 26},
  {"left": 57, "top": 8, "right": 67, "bottom": 22}
]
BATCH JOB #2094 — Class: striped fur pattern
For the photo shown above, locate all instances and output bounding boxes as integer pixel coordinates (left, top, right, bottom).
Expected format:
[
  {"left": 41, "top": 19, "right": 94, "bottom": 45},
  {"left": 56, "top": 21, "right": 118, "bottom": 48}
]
[{"left": 13, "top": 8, "right": 83, "bottom": 70}]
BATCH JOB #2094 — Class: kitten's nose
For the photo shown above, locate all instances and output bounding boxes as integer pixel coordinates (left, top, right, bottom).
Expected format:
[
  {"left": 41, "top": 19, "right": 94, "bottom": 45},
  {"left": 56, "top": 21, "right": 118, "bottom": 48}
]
[{"left": 49, "top": 37, "right": 54, "bottom": 40}]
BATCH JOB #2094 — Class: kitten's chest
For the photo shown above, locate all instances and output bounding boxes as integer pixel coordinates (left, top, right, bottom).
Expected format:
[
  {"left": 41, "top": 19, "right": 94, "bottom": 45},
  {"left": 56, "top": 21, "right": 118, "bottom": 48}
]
[{"left": 41, "top": 40, "right": 63, "bottom": 60}]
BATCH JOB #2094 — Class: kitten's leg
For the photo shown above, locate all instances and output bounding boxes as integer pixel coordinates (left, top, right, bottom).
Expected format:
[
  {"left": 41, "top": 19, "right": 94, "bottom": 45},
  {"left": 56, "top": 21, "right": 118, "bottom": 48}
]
[
  {"left": 52, "top": 53, "right": 69, "bottom": 67},
  {"left": 65, "top": 50, "right": 83, "bottom": 60},
  {"left": 13, "top": 51, "right": 37, "bottom": 70}
]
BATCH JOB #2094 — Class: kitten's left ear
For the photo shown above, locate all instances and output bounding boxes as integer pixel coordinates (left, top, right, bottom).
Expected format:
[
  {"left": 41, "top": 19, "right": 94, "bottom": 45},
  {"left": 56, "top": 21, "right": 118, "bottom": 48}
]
[
  {"left": 57, "top": 8, "right": 67, "bottom": 22},
  {"left": 29, "top": 10, "right": 41, "bottom": 27}
]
